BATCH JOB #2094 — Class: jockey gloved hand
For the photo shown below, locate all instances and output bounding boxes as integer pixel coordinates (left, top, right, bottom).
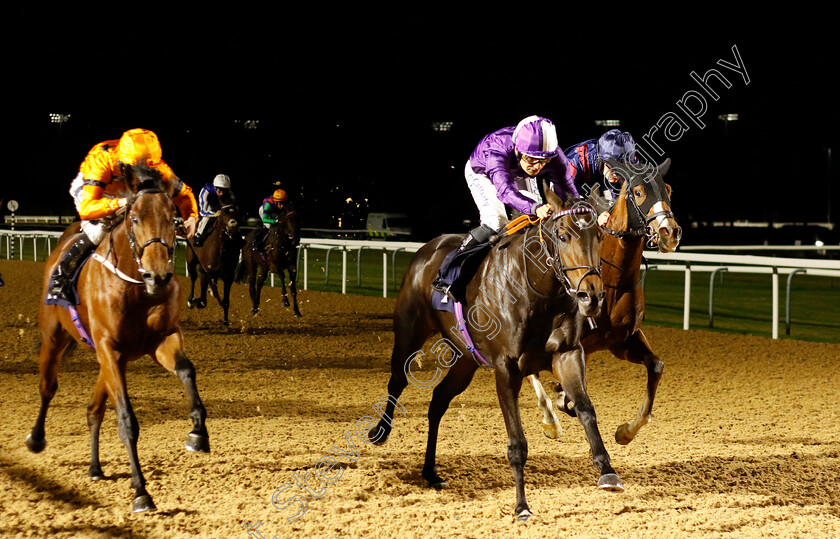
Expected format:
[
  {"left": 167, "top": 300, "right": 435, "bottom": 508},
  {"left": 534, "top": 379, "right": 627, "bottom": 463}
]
[
  {"left": 181, "top": 216, "right": 197, "bottom": 238},
  {"left": 535, "top": 204, "right": 552, "bottom": 220}
]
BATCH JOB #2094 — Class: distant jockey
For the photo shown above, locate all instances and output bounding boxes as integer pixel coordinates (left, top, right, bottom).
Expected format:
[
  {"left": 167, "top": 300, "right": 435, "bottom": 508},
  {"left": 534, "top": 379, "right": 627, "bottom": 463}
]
[
  {"left": 194, "top": 174, "right": 236, "bottom": 247},
  {"left": 252, "top": 188, "right": 290, "bottom": 252},
  {"left": 45, "top": 128, "right": 198, "bottom": 305},
  {"left": 564, "top": 129, "right": 637, "bottom": 226},
  {"left": 432, "top": 115, "right": 579, "bottom": 297}
]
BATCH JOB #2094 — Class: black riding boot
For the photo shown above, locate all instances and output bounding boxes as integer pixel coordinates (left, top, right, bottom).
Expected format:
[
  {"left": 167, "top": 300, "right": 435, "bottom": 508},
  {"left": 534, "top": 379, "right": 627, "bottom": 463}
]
[
  {"left": 45, "top": 234, "right": 96, "bottom": 305},
  {"left": 430, "top": 224, "right": 496, "bottom": 295}
]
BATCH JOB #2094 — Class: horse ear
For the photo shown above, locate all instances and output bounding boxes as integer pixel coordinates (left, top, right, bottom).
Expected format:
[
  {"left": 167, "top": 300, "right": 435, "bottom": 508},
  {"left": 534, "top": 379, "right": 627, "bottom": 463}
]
[
  {"left": 664, "top": 183, "right": 673, "bottom": 198},
  {"left": 543, "top": 180, "right": 564, "bottom": 210},
  {"left": 657, "top": 158, "right": 672, "bottom": 177}
]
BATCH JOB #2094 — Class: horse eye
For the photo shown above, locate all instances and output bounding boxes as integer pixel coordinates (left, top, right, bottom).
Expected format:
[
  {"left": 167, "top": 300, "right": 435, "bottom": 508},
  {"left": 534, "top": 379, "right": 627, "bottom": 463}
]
[
  {"left": 130, "top": 215, "right": 139, "bottom": 223},
  {"left": 558, "top": 234, "right": 567, "bottom": 243}
]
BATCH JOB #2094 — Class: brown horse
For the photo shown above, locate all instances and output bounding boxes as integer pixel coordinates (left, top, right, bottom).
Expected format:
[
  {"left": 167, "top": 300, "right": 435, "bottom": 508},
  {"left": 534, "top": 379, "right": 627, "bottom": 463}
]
[
  {"left": 531, "top": 158, "right": 681, "bottom": 445},
  {"left": 367, "top": 189, "right": 619, "bottom": 522},
  {"left": 186, "top": 204, "right": 245, "bottom": 326},
  {"left": 26, "top": 166, "right": 210, "bottom": 513},
  {"left": 239, "top": 207, "right": 301, "bottom": 317}
]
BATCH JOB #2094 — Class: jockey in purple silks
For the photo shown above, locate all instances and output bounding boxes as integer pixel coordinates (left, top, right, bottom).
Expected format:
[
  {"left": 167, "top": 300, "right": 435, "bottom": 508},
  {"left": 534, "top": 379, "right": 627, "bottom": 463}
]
[
  {"left": 432, "top": 115, "right": 579, "bottom": 296},
  {"left": 564, "top": 129, "right": 637, "bottom": 226}
]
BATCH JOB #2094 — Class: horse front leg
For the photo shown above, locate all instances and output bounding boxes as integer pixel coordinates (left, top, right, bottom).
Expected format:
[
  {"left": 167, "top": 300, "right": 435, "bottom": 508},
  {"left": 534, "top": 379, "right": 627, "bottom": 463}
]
[
  {"left": 527, "top": 374, "right": 562, "bottom": 439},
  {"left": 250, "top": 264, "right": 269, "bottom": 315},
  {"left": 552, "top": 345, "right": 624, "bottom": 492},
  {"left": 221, "top": 273, "right": 233, "bottom": 326},
  {"left": 186, "top": 258, "right": 199, "bottom": 309},
  {"left": 87, "top": 371, "right": 108, "bottom": 480},
  {"left": 494, "top": 359, "right": 533, "bottom": 521},
  {"left": 26, "top": 320, "right": 72, "bottom": 453},
  {"left": 610, "top": 329, "right": 664, "bottom": 445},
  {"left": 277, "top": 268, "right": 290, "bottom": 307},
  {"left": 97, "top": 348, "right": 155, "bottom": 512},
  {"left": 154, "top": 331, "right": 209, "bottom": 453},
  {"left": 287, "top": 265, "right": 301, "bottom": 317}
]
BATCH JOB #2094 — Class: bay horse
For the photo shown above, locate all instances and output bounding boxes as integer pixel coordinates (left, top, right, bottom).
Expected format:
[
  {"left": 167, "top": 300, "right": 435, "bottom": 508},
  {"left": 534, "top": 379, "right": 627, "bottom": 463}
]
[
  {"left": 186, "top": 203, "right": 245, "bottom": 326},
  {"left": 368, "top": 188, "right": 619, "bottom": 522},
  {"left": 530, "top": 158, "right": 681, "bottom": 445},
  {"left": 26, "top": 166, "right": 210, "bottom": 513},
  {"left": 239, "top": 207, "right": 301, "bottom": 317}
]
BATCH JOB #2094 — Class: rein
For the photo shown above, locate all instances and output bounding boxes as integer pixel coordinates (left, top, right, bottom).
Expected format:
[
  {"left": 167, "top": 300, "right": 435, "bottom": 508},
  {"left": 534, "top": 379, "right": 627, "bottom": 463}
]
[
  {"left": 95, "top": 189, "right": 176, "bottom": 284},
  {"left": 503, "top": 207, "right": 601, "bottom": 298}
]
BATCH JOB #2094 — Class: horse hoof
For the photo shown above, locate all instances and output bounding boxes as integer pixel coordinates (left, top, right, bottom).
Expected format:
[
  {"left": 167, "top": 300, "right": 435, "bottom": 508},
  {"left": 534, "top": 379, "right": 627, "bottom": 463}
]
[
  {"left": 185, "top": 433, "right": 210, "bottom": 453},
  {"left": 541, "top": 422, "right": 562, "bottom": 439},
  {"left": 294, "top": 311, "right": 302, "bottom": 318},
  {"left": 196, "top": 300, "right": 206, "bottom": 309},
  {"left": 132, "top": 494, "right": 157, "bottom": 513},
  {"left": 516, "top": 508, "right": 533, "bottom": 522},
  {"left": 615, "top": 424, "right": 633, "bottom": 445},
  {"left": 89, "top": 472, "right": 106, "bottom": 481},
  {"left": 429, "top": 480, "right": 448, "bottom": 490},
  {"left": 187, "top": 300, "right": 195, "bottom": 309},
  {"left": 25, "top": 433, "right": 46, "bottom": 453},
  {"left": 252, "top": 308, "right": 259, "bottom": 316},
  {"left": 282, "top": 298, "right": 290, "bottom": 307},
  {"left": 598, "top": 473, "right": 625, "bottom": 492}
]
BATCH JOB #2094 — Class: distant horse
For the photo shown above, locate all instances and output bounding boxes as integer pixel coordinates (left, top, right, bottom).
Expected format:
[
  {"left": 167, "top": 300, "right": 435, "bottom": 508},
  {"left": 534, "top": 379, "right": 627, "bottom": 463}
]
[
  {"left": 239, "top": 208, "right": 301, "bottom": 317},
  {"left": 368, "top": 188, "right": 617, "bottom": 522},
  {"left": 531, "top": 158, "right": 681, "bottom": 445},
  {"left": 26, "top": 166, "right": 210, "bottom": 513},
  {"left": 186, "top": 204, "right": 244, "bottom": 325}
]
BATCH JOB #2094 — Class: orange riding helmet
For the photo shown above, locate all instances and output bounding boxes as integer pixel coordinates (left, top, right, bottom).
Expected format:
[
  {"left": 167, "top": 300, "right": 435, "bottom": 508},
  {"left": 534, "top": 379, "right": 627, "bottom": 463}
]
[
  {"left": 273, "top": 189, "right": 288, "bottom": 202},
  {"left": 116, "top": 128, "right": 163, "bottom": 167}
]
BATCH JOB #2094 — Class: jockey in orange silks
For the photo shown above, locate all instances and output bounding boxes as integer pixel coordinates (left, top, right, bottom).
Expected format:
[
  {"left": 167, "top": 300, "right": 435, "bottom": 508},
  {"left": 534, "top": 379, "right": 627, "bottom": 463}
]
[{"left": 45, "top": 128, "right": 198, "bottom": 305}]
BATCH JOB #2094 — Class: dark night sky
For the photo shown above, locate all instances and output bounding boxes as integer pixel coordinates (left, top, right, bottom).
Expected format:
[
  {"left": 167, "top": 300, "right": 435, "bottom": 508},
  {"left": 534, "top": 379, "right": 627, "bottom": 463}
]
[{"left": 8, "top": 10, "right": 838, "bottom": 243}]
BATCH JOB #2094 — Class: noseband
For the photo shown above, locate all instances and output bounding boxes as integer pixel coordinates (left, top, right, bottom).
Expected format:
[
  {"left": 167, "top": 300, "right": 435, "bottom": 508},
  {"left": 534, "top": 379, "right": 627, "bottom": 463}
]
[
  {"left": 125, "top": 189, "right": 176, "bottom": 274},
  {"left": 602, "top": 176, "right": 675, "bottom": 249},
  {"left": 525, "top": 205, "right": 602, "bottom": 296}
]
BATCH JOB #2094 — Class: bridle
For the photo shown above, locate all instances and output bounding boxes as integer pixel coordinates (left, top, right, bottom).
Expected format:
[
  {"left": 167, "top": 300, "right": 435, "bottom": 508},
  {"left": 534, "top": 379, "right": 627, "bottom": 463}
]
[
  {"left": 601, "top": 169, "right": 675, "bottom": 249},
  {"left": 124, "top": 188, "right": 177, "bottom": 275},
  {"left": 521, "top": 204, "right": 602, "bottom": 297}
]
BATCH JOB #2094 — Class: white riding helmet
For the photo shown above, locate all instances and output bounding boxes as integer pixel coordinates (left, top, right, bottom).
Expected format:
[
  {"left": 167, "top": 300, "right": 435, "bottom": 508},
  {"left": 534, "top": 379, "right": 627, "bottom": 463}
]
[{"left": 213, "top": 174, "right": 232, "bottom": 189}]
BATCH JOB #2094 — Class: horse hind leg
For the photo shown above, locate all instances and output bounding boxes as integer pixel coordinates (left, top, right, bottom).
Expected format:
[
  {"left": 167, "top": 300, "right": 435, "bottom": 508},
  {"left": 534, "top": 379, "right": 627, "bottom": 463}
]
[
  {"left": 611, "top": 329, "right": 664, "bottom": 445},
  {"left": 527, "top": 374, "right": 563, "bottom": 439},
  {"left": 367, "top": 307, "right": 435, "bottom": 445},
  {"left": 26, "top": 325, "right": 72, "bottom": 453}
]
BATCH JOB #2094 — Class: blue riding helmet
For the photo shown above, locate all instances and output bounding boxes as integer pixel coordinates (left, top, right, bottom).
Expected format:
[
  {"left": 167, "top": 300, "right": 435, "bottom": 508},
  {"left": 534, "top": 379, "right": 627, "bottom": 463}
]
[{"left": 598, "top": 129, "right": 636, "bottom": 162}]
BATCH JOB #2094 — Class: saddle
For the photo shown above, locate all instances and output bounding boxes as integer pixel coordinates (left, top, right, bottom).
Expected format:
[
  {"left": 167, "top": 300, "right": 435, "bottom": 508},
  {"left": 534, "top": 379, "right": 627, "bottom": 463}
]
[{"left": 431, "top": 241, "right": 493, "bottom": 311}]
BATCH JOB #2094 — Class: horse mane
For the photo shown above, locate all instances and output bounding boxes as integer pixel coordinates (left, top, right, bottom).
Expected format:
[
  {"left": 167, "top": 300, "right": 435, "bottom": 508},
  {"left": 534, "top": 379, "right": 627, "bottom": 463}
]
[{"left": 125, "top": 164, "right": 165, "bottom": 194}]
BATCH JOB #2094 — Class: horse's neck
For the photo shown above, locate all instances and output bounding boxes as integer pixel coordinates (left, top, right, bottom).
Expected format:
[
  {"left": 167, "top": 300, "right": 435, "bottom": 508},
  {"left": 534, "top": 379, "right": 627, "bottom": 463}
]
[{"left": 603, "top": 187, "right": 645, "bottom": 282}]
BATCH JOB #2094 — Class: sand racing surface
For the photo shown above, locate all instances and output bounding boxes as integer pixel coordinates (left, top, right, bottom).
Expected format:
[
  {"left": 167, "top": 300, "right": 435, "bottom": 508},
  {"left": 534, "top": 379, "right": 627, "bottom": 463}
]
[{"left": 0, "top": 259, "right": 838, "bottom": 538}]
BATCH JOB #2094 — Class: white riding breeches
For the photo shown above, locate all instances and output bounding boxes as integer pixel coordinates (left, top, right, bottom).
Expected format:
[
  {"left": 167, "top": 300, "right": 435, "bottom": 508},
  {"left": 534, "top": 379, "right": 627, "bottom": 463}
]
[{"left": 464, "top": 161, "right": 509, "bottom": 231}]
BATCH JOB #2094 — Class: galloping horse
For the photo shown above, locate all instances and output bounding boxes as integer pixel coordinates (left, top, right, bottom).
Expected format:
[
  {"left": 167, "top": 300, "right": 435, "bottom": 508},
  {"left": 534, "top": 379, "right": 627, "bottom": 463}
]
[
  {"left": 27, "top": 165, "right": 210, "bottom": 513},
  {"left": 531, "top": 158, "right": 681, "bottom": 445},
  {"left": 186, "top": 204, "right": 244, "bottom": 325},
  {"left": 368, "top": 188, "right": 618, "bottom": 522},
  {"left": 239, "top": 208, "right": 301, "bottom": 317}
]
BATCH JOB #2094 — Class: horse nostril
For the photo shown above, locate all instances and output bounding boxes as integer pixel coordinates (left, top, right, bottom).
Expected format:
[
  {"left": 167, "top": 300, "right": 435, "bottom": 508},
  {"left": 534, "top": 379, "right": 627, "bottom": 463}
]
[
  {"left": 576, "top": 291, "right": 592, "bottom": 305},
  {"left": 674, "top": 226, "right": 683, "bottom": 241},
  {"left": 659, "top": 226, "right": 671, "bottom": 238}
]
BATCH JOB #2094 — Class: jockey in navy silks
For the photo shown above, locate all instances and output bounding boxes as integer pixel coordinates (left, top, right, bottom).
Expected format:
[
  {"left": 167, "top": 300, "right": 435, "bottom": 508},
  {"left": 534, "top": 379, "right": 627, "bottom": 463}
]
[
  {"left": 432, "top": 115, "right": 580, "bottom": 297},
  {"left": 564, "top": 129, "right": 637, "bottom": 226}
]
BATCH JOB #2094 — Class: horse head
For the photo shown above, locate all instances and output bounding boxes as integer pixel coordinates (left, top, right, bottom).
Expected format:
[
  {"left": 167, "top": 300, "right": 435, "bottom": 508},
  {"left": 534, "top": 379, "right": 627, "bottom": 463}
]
[
  {"left": 543, "top": 186, "right": 605, "bottom": 317},
  {"left": 220, "top": 204, "right": 242, "bottom": 241},
  {"left": 125, "top": 186, "right": 177, "bottom": 296},
  {"left": 607, "top": 158, "right": 682, "bottom": 252}
]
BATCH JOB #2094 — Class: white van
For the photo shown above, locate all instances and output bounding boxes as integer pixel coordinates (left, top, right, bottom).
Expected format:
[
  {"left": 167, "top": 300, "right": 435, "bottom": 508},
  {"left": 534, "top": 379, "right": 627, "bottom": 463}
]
[{"left": 366, "top": 212, "right": 412, "bottom": 239}]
